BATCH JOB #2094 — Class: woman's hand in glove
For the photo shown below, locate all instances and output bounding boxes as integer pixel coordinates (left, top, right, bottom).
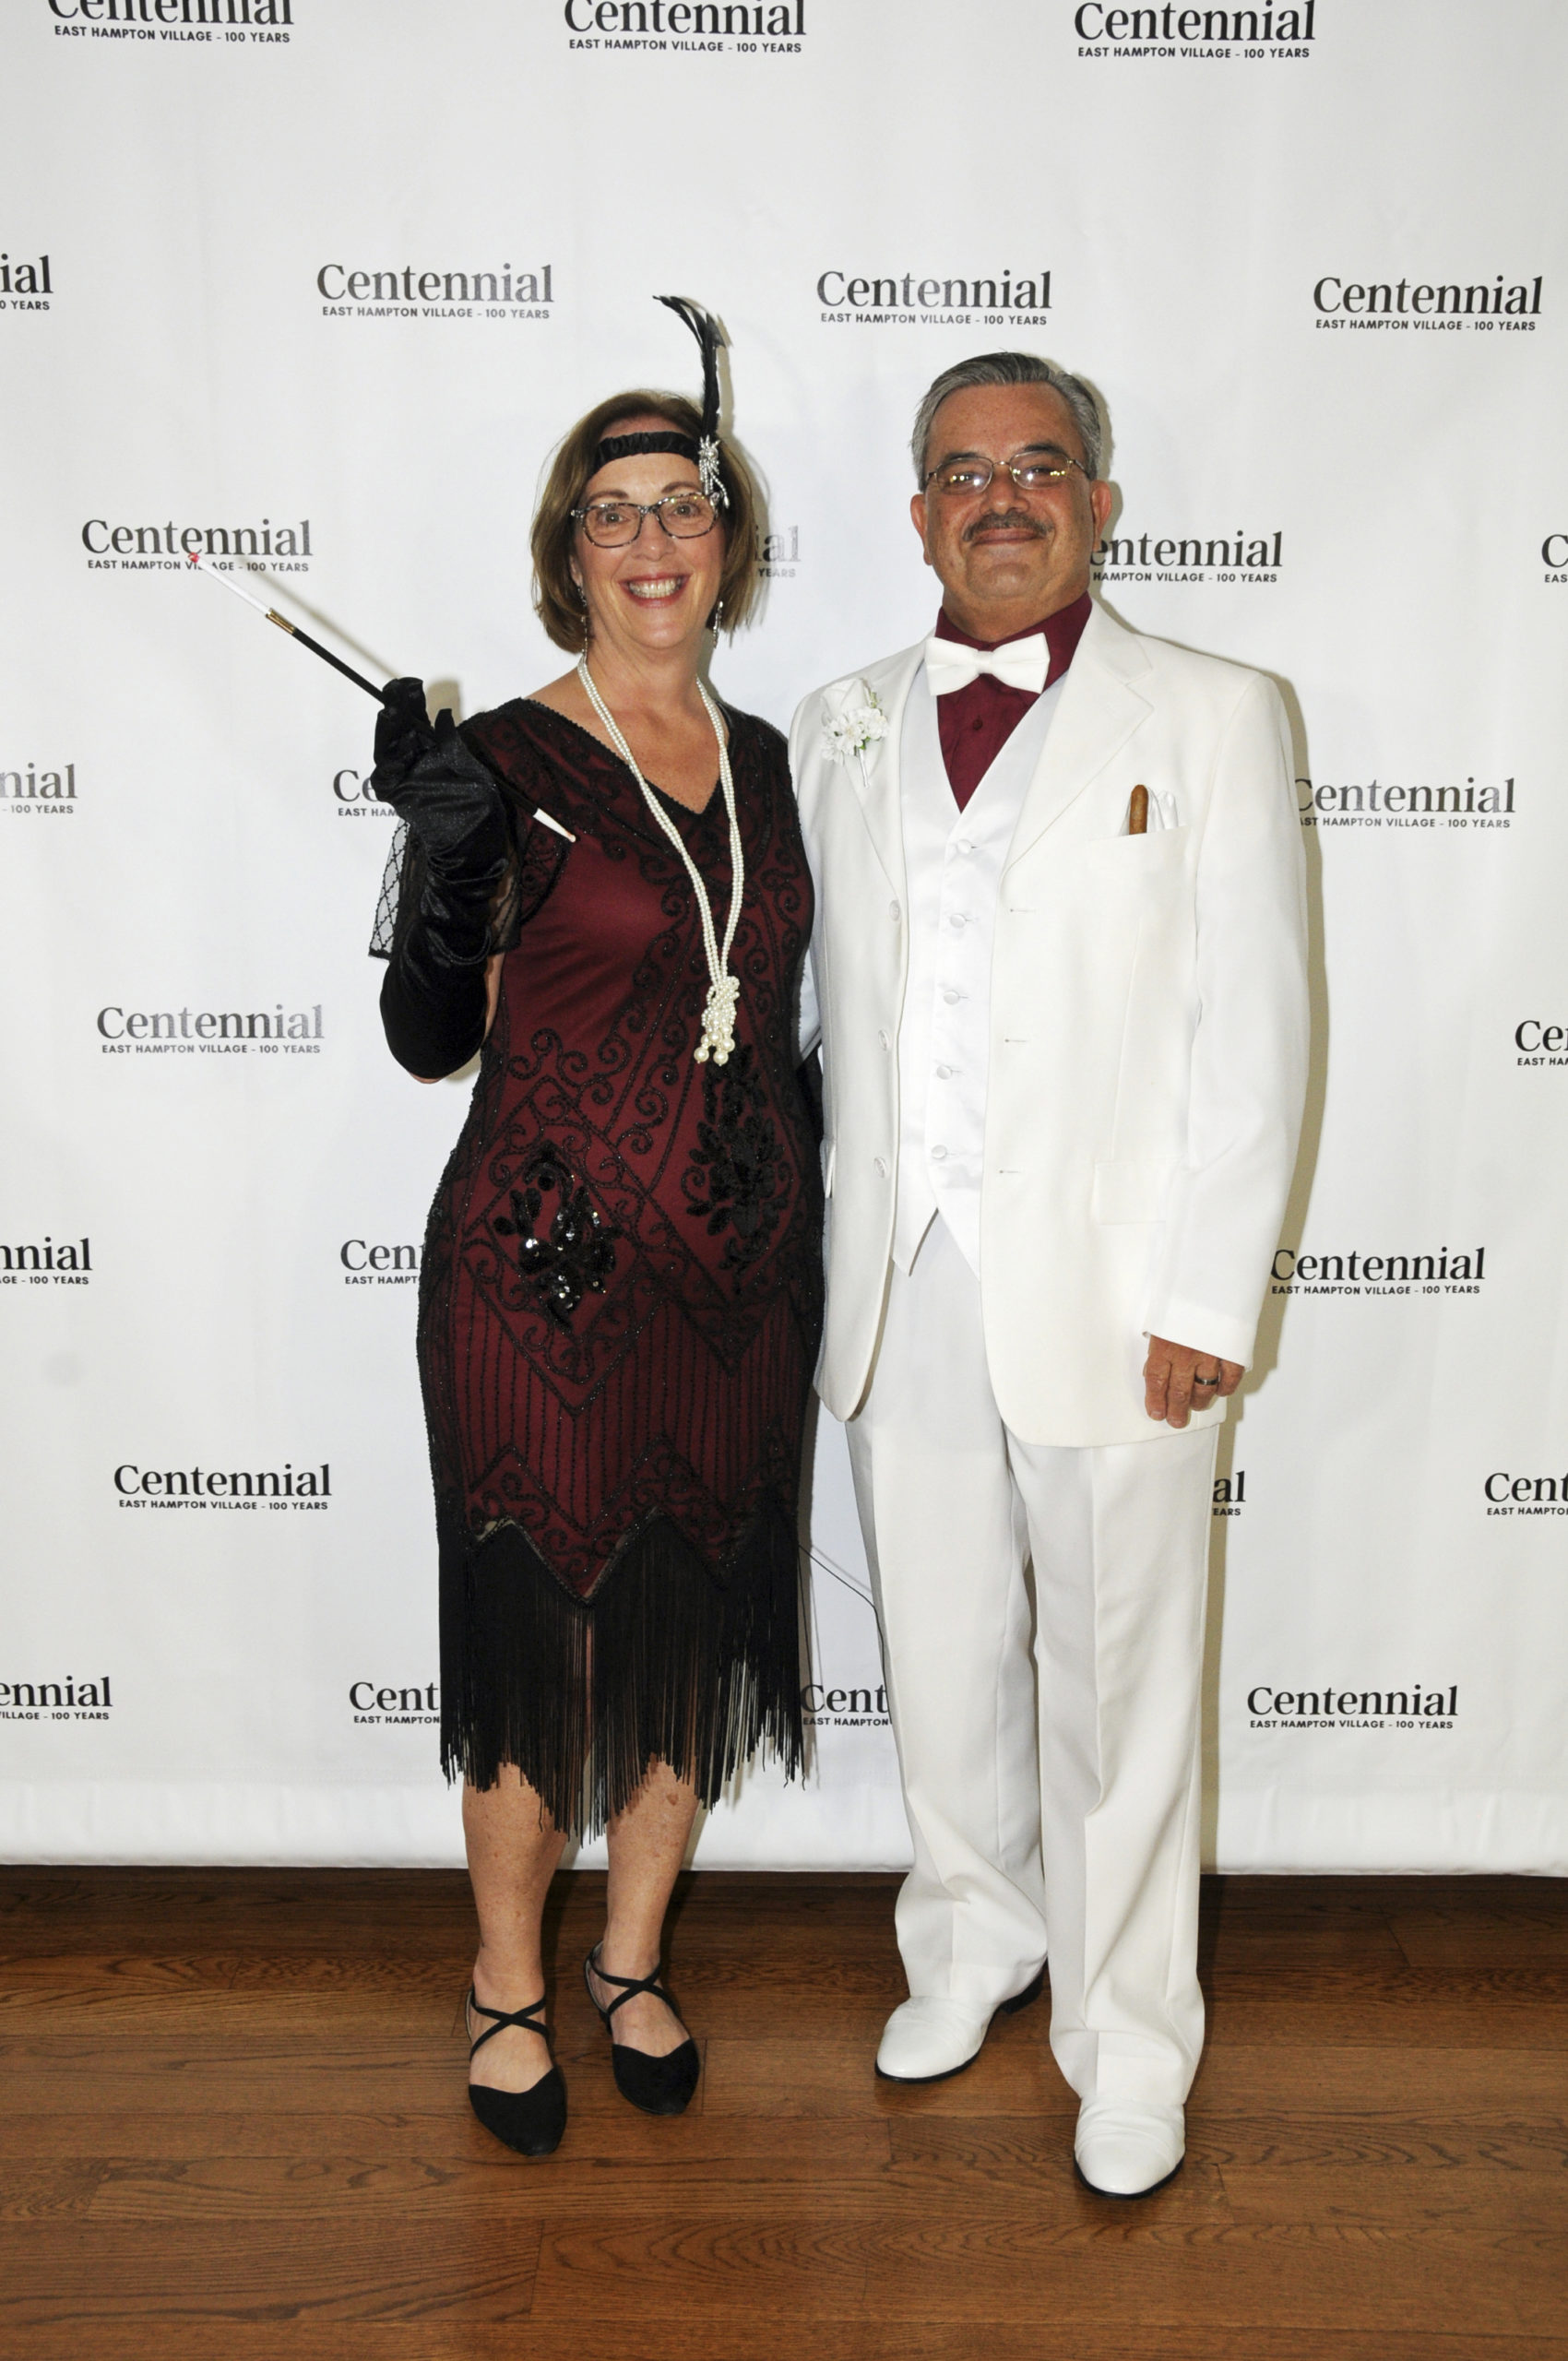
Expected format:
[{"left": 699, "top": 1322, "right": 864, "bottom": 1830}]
[
  {"left": 369, "top": 677, "right": 505, "bottom": 864},
  {"left": 371, "top": 680, "right": 513, "bottom": 1079}
]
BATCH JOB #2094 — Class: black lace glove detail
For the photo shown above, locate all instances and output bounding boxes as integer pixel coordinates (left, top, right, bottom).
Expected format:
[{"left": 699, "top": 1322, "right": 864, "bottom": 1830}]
[{"left": 372, "top": 679, "right": 512, "bottom": 1079}]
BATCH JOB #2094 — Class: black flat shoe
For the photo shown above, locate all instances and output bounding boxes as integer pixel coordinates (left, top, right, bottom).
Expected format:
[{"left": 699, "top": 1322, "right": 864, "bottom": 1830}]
[
  {"left": 466, "top": 1988, "right": 567, "bottom": 2156},
  {"left": 584, "top": 1944, "right": 701, "bottom": 2117}
]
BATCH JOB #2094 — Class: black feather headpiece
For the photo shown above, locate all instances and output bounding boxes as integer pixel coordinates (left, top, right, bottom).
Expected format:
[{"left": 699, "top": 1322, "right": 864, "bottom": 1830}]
[{"left": 592, "top": 294, "right": 730, "bottom": 507}]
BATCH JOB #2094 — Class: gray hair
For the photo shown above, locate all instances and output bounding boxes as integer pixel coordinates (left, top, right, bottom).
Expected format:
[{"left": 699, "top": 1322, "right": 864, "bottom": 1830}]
[{"left": 911, "top": 352, "right": 1104, "bottom": 485}]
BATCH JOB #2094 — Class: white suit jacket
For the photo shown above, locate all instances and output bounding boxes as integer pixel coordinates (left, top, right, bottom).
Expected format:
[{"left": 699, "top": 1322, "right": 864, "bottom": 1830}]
[{"left": 789, "top": 601, "right": 1310, "bottom": 1448}]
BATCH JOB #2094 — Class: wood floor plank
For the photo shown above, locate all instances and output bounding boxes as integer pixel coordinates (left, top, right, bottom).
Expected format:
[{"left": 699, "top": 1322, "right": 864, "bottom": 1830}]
[
  {"left": 1205, "top": 1926, "right": 1411, "bottom": 1969},
  {"left": 702, "top": 2032, "right": 1074, "bottom": 2117},
  {"left": 1391, "top": 1912, "right": 1568, "bottom": 1971},
  {"left": 0, "top": 1953, "right": 240, "bottom": 1997},
  {"left": 0, "top": 2219, "right": 544, "bottom": 2326},
  {"left": 889, "top": 2110, "right": 1568, "bottom": 2178},
  {"left": 0, "top": 1987, "right": 458, "bottom": 2035},
  {"left": 0, "top": 2326, "right": 1560, "bottom": 2361},
  {"left": 1205, "top": 1968, "right": 1568, "bottom": 2050},
  {"left": 0, "top": 2037, "right": 473, "bottom": 2116},
  {"left": 1219, "top": 2162, "right": 1568, "bottom": 2227},
  {"left": 1, "top": 2331, "right": 1564, "bottom": 2361},
  {"left": 523, "top": 2205, "right": 1566, "bottom": 2332},
  {"left": 77, "top": 2163, "right": 954, "bottom": 2229},
  {"left": 1190, "top": 2043, "right": 1568, "bottom": 2111},
  {"left": 0, "top": 2110, "right": 893, "bottom": 2167},
  {"left": 0, "top": 1868, "right": 473, "bottom": 1938},
  {"left": 847, "top": 2341, "right": 1568, "bottom": 2361},
  {"left": 221, "top": 1954, "right": 469, "bottom": 1996},
  {"left": 1216, "top": 1873, "right": 1550, "bottom": 1916}
]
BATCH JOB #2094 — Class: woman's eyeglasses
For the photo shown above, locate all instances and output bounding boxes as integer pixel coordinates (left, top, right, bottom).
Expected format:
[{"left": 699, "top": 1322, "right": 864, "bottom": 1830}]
[{"left": 573, "top": 492, "right": 720, "bottom": 547}]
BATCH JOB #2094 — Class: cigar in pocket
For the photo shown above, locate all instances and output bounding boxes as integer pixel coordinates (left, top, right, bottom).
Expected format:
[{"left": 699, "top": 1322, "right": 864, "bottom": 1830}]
[{"left": 1128, "top": 784, "right": 1149, "bottom": 836}]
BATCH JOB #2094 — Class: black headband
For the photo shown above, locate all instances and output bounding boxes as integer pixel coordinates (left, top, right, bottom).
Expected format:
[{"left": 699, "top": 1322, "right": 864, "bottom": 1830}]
[{"left": 594, "top": 429, "right": 700, "bottom": 469}]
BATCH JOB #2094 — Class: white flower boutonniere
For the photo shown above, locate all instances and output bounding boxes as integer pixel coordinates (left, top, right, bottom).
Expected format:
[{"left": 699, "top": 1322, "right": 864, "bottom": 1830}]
[{"left": 822, "top": 682, "right": 889, "bottom": 766}]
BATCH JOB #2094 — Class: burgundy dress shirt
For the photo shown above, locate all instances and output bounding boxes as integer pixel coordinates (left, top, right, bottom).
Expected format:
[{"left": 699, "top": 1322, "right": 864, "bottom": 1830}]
[{"left": 933, "top": 591, "right": 1092, "bottom": 810}]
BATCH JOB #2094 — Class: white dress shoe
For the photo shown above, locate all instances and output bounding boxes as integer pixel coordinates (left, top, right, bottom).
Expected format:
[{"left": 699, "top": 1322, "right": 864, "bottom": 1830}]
[
  {"left": 1074, "top": 2100, "right": 1185, "bottom": 2197},
  {"left": 875, "top": 1969, "right": 1045, "bottom": 2084}
]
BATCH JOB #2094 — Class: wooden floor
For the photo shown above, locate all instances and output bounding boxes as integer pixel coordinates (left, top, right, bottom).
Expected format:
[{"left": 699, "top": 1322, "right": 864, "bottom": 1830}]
[{"left": 0, "top": 1869, "right": 1565, "bottom": 2360}]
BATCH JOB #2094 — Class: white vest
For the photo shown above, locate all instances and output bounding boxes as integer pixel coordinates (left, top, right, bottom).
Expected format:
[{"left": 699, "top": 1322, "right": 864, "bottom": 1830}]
[{"left": 893, "top": 667, "right": 1067, "bottom": 1276}]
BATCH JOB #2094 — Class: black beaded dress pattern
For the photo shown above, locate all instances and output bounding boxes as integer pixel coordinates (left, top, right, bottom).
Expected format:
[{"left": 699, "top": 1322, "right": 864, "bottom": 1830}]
[{"left": 406, "top": 699, "right": 822, "bottom": 1834}]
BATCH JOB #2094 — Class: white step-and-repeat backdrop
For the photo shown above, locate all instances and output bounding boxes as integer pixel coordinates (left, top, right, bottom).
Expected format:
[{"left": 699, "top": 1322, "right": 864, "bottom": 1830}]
[{"left": 4, "top": 0, "right": 1566, "bottom": 1871}]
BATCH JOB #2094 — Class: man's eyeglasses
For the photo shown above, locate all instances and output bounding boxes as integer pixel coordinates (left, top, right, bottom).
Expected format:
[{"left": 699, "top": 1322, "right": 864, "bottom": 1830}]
[
  {"left": 572, "top": 492, "right": 720, "bottom": 547},
  {"left": 923, "top": 450, "right": 1088, "bottom": 499}
]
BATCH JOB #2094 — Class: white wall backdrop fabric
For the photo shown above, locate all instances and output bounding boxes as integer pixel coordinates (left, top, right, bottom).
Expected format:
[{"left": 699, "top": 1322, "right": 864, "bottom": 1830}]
[{"left": 3, "top": 0, "right": 1566, "bottom": 1873}]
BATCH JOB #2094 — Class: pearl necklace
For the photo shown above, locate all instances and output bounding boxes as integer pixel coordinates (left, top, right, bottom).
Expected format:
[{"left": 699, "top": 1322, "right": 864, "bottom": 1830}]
[{"left": 576, "top": 656, "right": 744, "bottom": 1065}]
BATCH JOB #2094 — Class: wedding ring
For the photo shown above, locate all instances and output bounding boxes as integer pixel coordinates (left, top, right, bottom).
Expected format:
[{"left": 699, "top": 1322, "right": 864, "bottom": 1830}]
[{"left": 1195, "top": 1370, "right": 1223, "bottom": 1387}]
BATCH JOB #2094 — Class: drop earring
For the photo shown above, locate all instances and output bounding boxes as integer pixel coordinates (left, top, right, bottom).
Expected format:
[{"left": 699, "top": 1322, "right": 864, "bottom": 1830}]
[{"left": 708, "top": 596, "right": 725, "bottom": 635}]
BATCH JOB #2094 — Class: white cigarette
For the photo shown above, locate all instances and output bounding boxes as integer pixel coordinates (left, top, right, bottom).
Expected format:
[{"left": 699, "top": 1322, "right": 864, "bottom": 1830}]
[
  {"left": 533, "top": 807, "right": 576, "bottom": 842},
  {"left": 185, "top": 549, "right": 282, "bottom": 623}
]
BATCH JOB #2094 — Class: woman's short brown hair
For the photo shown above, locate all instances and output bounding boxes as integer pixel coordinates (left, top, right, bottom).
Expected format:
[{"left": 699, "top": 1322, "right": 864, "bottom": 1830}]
[{"left": 531, "top": 390, "right": 763, "bottom": 654}]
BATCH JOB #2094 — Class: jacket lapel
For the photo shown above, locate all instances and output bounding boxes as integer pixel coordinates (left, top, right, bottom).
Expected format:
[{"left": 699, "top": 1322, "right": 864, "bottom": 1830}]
[
  {"left": 1003, "top": 603, "right": 1152, "bottom": 872},
  {"left": 833, "top": 644, "right": 922, "bottom": 898}
]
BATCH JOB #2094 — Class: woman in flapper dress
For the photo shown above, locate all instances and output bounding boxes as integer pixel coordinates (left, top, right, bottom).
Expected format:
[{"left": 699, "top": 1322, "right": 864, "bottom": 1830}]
[{"left": 368, "top": 331, "right": 821, "bottom": 2156}]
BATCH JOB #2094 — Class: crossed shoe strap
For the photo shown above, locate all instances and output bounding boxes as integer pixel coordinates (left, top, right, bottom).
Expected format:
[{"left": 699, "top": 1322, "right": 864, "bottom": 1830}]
[
  {"left": 466, "top": 1987, "right": 550, "bottom": 2058},
  {"left": 587, "top": 1945, "right": 678, "bottom": 2022}
]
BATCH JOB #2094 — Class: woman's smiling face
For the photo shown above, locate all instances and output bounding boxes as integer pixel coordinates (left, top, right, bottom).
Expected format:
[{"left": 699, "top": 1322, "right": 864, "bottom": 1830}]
[{"left": 571, "top": 417, "right": 727, "bottom": 660}]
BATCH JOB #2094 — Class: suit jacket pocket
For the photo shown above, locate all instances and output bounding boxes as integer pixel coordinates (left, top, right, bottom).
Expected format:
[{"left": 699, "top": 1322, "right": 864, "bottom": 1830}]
[
  {"left": 1092, "top": 1157, "right": 1177, "bottom": 1224},
  {"left": 1006, "top": 824, "right": 1190, "bottom": 908},
  {"left": 1080, "top": 825, "right": 1190, "bottom": 878}
]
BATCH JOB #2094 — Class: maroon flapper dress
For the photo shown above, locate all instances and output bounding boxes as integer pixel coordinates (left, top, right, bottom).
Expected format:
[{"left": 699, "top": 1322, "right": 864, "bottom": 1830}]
[{"left": 401, "top": 699, "right": 822, "bottom": 1833}]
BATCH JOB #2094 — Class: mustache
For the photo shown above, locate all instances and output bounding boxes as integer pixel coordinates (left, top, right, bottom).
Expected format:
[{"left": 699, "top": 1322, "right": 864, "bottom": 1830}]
[{"left": 963, "top": 507, "right": 1049, "bottom": 543}]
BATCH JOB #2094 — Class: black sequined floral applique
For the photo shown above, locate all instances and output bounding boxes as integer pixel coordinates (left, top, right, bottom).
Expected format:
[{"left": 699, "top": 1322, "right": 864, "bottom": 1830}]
[
  {"left": 494, "top": 1145, "right": 618, "bottom": 1327},
  {"left": 683, "top": 1044, "right": 789, "bottom": 1276}
]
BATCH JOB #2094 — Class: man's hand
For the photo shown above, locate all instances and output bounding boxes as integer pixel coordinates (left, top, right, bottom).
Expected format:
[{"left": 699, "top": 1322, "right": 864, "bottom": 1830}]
[{"left": 1144, "top": 1337, "right": 1242, "bottom": 1430}]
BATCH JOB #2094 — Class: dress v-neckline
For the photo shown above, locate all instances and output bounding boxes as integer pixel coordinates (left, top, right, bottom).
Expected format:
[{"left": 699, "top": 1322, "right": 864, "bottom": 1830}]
[{"left": 520, "top": 696, "right": 722, "bottom": 822}]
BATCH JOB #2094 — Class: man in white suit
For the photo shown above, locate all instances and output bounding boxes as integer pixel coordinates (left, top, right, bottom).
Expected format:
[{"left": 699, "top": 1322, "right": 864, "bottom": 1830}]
[{"left": 790, "top": 354, "right": 1308, "bottom": 2197}]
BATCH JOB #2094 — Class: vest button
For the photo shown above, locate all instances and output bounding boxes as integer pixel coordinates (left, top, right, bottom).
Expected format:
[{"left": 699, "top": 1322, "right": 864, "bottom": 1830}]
[
  {"left": 877, "top": 1029, "right": 891, "bottom": 1050},
  {"left": 930, "top": 1145, "right": 948, "bottom": 1162},
  {"left": 888, "top": 902, "right": 901, "bottom": 922},
  {"left": 873, "top": 1156, "right": 889, "bottom": 1179}
]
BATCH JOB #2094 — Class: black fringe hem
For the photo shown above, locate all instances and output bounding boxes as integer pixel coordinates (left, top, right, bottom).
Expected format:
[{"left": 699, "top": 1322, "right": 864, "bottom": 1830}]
[{"left": 438, "top": 1495, "right": 805, "bottom": 1839}]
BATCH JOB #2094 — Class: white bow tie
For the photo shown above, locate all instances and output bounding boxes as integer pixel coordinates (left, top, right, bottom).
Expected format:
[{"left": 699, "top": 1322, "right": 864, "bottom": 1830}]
[{"left": 923, "top": 631, "right": 1050, "bottom": 697}]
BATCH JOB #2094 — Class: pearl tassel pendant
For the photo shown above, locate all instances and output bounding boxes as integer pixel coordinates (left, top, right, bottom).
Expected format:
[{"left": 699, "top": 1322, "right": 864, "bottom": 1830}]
[{"left": 695, "top": 972, "right": 739, "bottom": 1065}]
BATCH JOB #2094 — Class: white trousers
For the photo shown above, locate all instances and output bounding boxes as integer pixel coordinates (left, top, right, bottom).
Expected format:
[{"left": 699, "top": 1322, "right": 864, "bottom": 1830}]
[{"left": 846, "top": 1217, "right": 1218, "bottom": 2107}]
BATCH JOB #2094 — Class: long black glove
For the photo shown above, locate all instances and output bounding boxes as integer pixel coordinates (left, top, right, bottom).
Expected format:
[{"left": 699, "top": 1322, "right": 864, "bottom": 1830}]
[{"left": 371, "top": 678, "right": 512, "bottom": 1078}]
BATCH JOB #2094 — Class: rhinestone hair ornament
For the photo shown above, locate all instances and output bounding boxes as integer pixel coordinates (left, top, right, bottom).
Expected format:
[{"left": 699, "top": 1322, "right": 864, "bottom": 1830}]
[{"left": 591, "top": 295, "right": 729, "bottom": 508}]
